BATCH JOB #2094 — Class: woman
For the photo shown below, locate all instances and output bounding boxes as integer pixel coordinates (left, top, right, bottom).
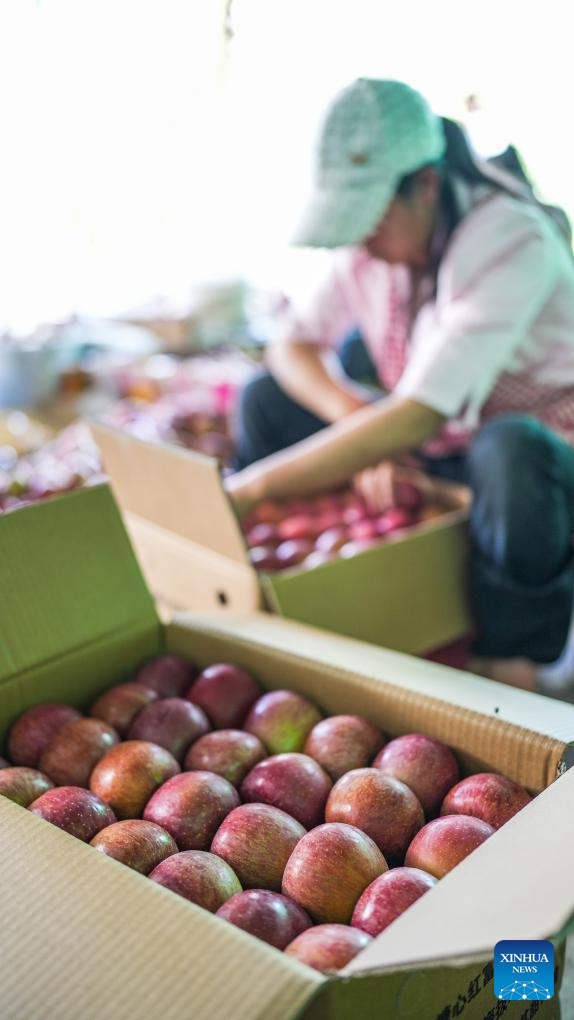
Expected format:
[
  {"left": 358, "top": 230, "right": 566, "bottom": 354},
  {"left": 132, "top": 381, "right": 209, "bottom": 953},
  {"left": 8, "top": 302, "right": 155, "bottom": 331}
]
[{"left": 227, "top": 78, "right": 574, "bottom": 698}]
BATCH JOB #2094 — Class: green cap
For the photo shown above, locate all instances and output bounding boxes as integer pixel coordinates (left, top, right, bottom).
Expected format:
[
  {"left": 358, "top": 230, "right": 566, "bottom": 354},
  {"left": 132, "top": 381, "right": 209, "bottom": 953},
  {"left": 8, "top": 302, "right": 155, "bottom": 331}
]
[{"left": 293, "top": 78, "right": 446, "bottom": 248}]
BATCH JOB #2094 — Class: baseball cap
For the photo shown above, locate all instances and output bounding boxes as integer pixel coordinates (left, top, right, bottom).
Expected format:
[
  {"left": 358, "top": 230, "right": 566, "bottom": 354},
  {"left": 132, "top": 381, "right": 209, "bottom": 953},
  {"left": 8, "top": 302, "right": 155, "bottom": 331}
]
[{"left": 293, "top": 79, "right": 446, "bottom": 248}]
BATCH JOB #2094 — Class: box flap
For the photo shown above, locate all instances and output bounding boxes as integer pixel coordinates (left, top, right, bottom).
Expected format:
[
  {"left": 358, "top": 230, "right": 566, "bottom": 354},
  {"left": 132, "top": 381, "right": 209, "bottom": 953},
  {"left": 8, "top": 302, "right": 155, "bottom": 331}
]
[
  {"left": 0, "top": 799, "right": 323, "bottom": 1020},
  {"left": 344, "top": 765, "right": 574, "bottom": 975},
  {"left": 0, "top": 486, "right": 160, "bottom": 688},
  {"left": 92, "top": 422, "right": 250, "bottom": 566}
]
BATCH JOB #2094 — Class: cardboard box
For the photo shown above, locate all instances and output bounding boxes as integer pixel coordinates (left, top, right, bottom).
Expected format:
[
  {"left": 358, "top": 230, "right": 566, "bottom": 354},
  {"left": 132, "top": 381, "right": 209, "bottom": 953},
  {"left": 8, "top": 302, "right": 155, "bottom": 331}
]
[
  {"left": 0, "top": 485, "right": 572, "bottom": 1020},
  {"left": 92, "top": 423, "right": 471, "bottom": 654}
]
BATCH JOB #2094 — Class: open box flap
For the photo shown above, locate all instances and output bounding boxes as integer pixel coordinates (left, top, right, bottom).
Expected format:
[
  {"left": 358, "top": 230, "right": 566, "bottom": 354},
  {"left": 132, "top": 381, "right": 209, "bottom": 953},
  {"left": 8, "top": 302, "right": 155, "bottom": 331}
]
[
  {"left": 167, "top": 613, "right": 574, "bottom": 790},
  {"left": 92, "top": 422, "right": 250, "bottom": 566},
  {"left": 0, "top": 486, "right": 159, "bottom": 689},
  {"left": 0, "top": 799, "right": 324, "bottom": 1020},
  {"left": 344, "top": 765, "right": 574, "bottom": 976}
]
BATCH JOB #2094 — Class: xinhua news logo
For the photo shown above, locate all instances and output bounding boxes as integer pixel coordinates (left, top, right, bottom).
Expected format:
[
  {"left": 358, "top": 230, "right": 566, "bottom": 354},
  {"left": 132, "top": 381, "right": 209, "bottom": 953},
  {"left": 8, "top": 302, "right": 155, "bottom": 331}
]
[{"left": 494, "top": 940, "right": 554, "bottom": 1001}]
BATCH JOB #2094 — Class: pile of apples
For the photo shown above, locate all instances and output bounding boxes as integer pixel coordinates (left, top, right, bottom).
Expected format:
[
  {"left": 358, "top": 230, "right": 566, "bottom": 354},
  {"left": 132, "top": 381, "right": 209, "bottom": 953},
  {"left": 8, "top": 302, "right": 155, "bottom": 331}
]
[
  {"left": 0, "top": 656, "right": 532, "bottom": 973},
  {"left": 242, "top": 484, "right": 444, "bottom": 573}
]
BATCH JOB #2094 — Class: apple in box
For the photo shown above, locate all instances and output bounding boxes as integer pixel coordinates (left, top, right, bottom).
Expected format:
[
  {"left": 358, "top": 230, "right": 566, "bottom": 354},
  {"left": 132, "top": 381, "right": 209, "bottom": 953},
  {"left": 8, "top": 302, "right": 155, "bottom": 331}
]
[
  {"left": 91, "top": 819, "right": 178, "bottom": 874},
  {"left": 405, "top": 815, "right": 495, "bottom": 878},
  {"left": 352, "top": 867, "right": 437, "bottom": 937},
  {"left": 135, "top": 655, "right": 195, "bottom": 698},
  {"left": 90, "top": 683, "right": 159, "bottom": 736},
  {"left": 184, "top": 730, "right": 266, "bottom": 787},
  {"left": 0, "top": 767, "right": 54, "bottom": 807},
  {"left": 216, "top": 890, "right": 311, "bottom": 950},
  {"left": 211, "top": 803, "right": 305, "bottom": 891},
  {"left": 282, "top": 822, "right": 387, "bottom": 924},
  {"left": 275, "top": 539, "right": 315, "bottom": 569},
  {"left": 326, "top": 768, "right": 424, "bottom": 864},
  {"left": 150, "top": 850, "right": 242, "bottom": 912},
  {"left": 144, "top": 771, "right": 239, "bottom": 850},
  {"left": 39, "top": 718, "right": 120, "bottom": 788},
  {"left": 304, "top": 715, "right": 385, "bottom": 782},
  {"left": 441, "top": 772, "right": 532, "bottom": 829},
  {"left": 90, "top": 740, "right": 180, "bottom": 819},
  {"left": 246, "top": 523, "right": 280, "bottom": 547},
  {"left": 315, "top": 527, "right": 348, "bottom": 554},
  {"left": 373, "top": 734, "right": 460, "bottom": 817},
  {"left": 277, "top": 515, "right": 318, "bottom": 542},
  {"left": 128, "top": 698, "right": 210, "bottom": 762},
  {"left": 285, "top": 924, "right": 372, "bottom": 973},
  {"left": 186, "top": 663, "right": 260, "bottom": 729},
  {"left": 30, "top": 786, "right": 116, "bottom": 842},
  {"left": 7, "top": 703, "right": 82, "bottom": 767},
  {"left": 240, "top": 753, "right": 332, "bottom": 829},
  {"left": 244, "top": 690, "right": 322, "bottom": 754},
  {"left": 250, "top": 546, "right": 280, "bottom": 572}
]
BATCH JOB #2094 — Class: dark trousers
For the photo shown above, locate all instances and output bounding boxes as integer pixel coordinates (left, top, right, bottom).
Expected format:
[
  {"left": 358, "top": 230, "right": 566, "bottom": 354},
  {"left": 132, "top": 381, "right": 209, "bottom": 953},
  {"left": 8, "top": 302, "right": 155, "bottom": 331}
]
[{"left": 235, "top": 368, "right": 574, "bottom": 662}]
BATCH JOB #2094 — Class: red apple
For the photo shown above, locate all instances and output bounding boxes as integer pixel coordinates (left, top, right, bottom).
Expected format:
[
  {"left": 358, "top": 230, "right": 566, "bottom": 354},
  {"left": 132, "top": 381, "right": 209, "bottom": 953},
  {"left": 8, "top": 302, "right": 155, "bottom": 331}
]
[
  {"left": 211, "top": 803, "right": 305, "bottom": 891},
  {"left": 135, "top": 655, "right": 195, "bottom": 698},
  {"left": 0, "top": 767, "right": 54, "bottom": 806},
  {"left": 441, "top": 773, "right": 532, "bottom": 829},
  {"left": 90, "top": 682, "right": 159, "bottom": 736},
  {"left": 240, "top": 753, "right": 332, "bottom": 829},
  {"left": 252, "top": 501, "right": 284, "bottom": 525},
  {"left": 302, "top": 550, "right": 339, "bottom": 570},
  {"left": 244, "top": 690, "right": 322, "bottom": 754},
  {"left": 351, "top": 867, "right": 437, "bottom": 937},
  {"left": 395, "top": 481, "right": 424, "bottom": 511},
  {"left": 91, "top": 819, "right": 178, "bottom": 873},
  {"left": 340, "top": 538, "right": 381, "bottom": 558},
  {"left": 305, "top": 715, "right": 385, "bottom": 782},
  {"left": 315, "top": 527, "right": 348, "bottom": 553},
  {"left": 127, "top": 698, "right": 210, "bottom": 762},
  {"left": 90, "top": 740, "right": 180, "bottom": 819},
  {"left": 7, "top": 703, "right": 82, "bottom": 767},
  {"left": 286, "top": 499, "right": 313, "bottom": 515},
  {"left": 282, "top": 822, "right": 387, "bottom": 923},
  {"left": 277, "top": 515, "right": 318, "bottom": 541},
  {"left": 375, "top": 507, "right": 414, "bottom": 536},
  {"left": 325, "top": 769, "right": 424, "bottom": 864},
  {"left": 39, "top": 718, "right": 120, "bottom": 788},
  {"left": 144, "top": 771, "right": 239, "bottom": 850},
  {"left": 30, "top": 786, "right": 117, "bottom": 841},
  {"left": 314, "top": 495, "right": 342, "bottom": 515},
  {"left": 246, "top": 523, "right": 279, "bottom": 547},
  {"left": 405, "top": 815, "right": 495, "bottom": 878},
  {"left": 285, "top": 924, "right": 372, "bottom": 972},
  {"left": 216, "top": 890, "right": 311, "bottom": 950},
  {"left": 348, "top": 519, "right": 379, "bottom": 542},
  {"left": 275, "top": 539, "right": 315, "bottom": 569},
  {"left": 186, "top": 663, "right": 260, "bottom": 729},
  {"left": 314, "top": 510, "right": 344, "bottom": 532},
  {"left": 373, "top": 734, "right": 460, "bottom": 818},
  {"left": 249, "top": 546, "right": 280, "bottom": 571},
  {"left": 342, "top": 503, "right": 369, "bottom": 525},
  {"left": 184, "top": 729, "right": 266, "bottom": 786},
  {"left": 150, "top": 850, "right": 242, "bottom": 911}
]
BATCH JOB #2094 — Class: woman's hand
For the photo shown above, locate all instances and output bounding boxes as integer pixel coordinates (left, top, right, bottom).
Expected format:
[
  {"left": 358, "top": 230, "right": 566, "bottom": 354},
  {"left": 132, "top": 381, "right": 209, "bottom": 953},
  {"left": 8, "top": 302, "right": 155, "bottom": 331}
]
[{"left": 353, "top": 461, "right": 434, "bottom": 515}]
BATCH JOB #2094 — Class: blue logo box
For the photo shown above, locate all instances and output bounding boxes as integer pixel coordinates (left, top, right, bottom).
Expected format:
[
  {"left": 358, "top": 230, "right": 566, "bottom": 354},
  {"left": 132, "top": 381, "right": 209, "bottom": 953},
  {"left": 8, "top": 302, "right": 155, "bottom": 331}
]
[{"left": 494, "top": 940, "right": 554, "bottom": 1001}]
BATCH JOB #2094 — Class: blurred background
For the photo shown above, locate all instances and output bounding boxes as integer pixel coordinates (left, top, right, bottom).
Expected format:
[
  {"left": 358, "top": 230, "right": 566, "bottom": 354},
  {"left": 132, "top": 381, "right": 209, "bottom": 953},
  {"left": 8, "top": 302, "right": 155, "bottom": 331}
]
[{"left": 1, "top": 0, "right": 571, "bottom": 503}]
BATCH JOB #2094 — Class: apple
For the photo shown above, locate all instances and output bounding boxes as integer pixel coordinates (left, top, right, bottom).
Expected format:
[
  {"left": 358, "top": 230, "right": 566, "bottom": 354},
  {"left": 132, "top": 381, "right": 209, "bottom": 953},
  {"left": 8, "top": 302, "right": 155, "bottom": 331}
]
[
  {"left": 342, "top": 503, "right": 369, "bottom": 525},
  {"left": 90, "top": 682, "right": 159, "bottom": 736},
  {"left": 249, "top": 546, "right": 280, "bottom": 571},
  {"left": 375, "top": 507, "right": 414, "bottom": 536},
  {"left": 149, "top": 850, "right": 242, "bottom": 911},
  {"left": 282, "top": 822, "right": 387, "bottom": 924},
  {"left": 251, "top": 501, "right": 284, "bottom": 525},
  {"left": 135, "top": 655, "right": 195, "bottom": 698},
  {"left": 284, "top": 924, "right": 372, "bottom": 972},
  {"left": 315, "top": 527, "right": 348, "bottom": 553},
  {"left": 351, "top": 867, "right": 437, "bottom": 937},
  {"left": 240, "top": 753, "right": 332, "bottom": 829},
  {"left": 244, "top": 690, "right": 322, "bottom": 754},
  {"left": 286, "top": 499, "right": 313, "bottom": 515},
  {"left": 7, "top": 703, "right": 82, "bottom": 767},
  {"left": 373, "top": 734, "right": 460, "bottom": 817},
  {"left": 0, "top": 767, "right": 54, "bottom": 806},
  {"left": 325, "top": 769, "right": 424, "bottom": 864},
  {"left": 277, "top": 515, "right": 318, "bottom": 542},
  {"left": 441, "top": 773, "right": 532, "bottom": 829},
  {"left": 314, "top": 495, "right": 342, "bottom": 514},
  {"left": 246, "top": 523, "right": 280, "bottom": 547},
  {"left": 340, "top": 539, "right": 381, "bottom": 558},
  {"left": 186, "top": 663, "right": 260, "bottom": 729},
  {"left": 39, "top": 718, "right": 120, "bottom": 788},
  {"left": 304, "top": 715, "right": 385, "bottom": 782},
  {"left": 211, "top": 803, "right": 305, "bottom": 891},
  {"left": 275, "top": 540, "right": 315, "bottom": 569},
  {"left": 348, "top": 519, "right": 379, "bottom": 542},
  {"left": 91, "top": 819, "right": 178, "bottom": 873},
  {"left": 184, "top": 729, "right": 266, "bottom": 786},
  {"left": 395, "top": 481, "right": 424, "bottom": 512},
  {"left": 314, "top": 510, "right": 344, "bottom": 532},
  {"left": 302, "top": 550, "right": 339, "bottom": 570},
  {"left": 128, "top": 698, "right": 210, "bottom": 762},
  {"left": 216, "top": 890, "right": 311, "bottom": 950},
  {"left": 405, "top": 815, "right": 495, "bottom": 878},
  {"left": 90, "top": 740, "right": 180, "bottom": 819},
  {"left": 144, "top": 771, "right": 239, "bottom": 850},
  {"left": 29, "top": 786, "right": 117, "bottom": 841}
]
